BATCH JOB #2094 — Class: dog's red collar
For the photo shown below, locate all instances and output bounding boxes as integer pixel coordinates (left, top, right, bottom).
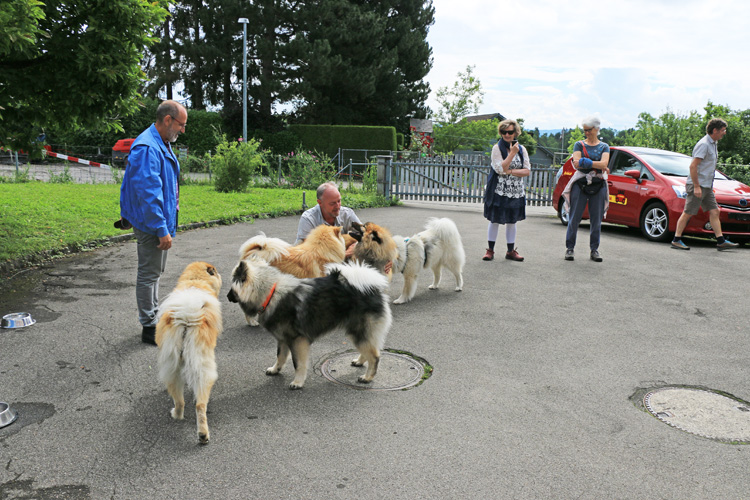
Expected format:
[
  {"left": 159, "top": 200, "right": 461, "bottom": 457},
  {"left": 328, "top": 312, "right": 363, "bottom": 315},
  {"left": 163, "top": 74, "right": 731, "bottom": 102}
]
[{"left": 260, "top": 283, "right": 277, "bottom": 313}]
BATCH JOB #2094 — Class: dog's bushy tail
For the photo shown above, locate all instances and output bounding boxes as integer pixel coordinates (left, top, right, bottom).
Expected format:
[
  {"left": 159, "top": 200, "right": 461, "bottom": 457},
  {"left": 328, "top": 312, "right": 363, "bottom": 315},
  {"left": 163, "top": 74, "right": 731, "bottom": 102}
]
[
  {"left": 326, "top": 261, "right": 389, "bottom": 294},
  {"left": 157, "top": 288, "right": 222, "bottom": 393},
  {"left": 425, "top": 217, "right": 462, "bottom": 242},
  {"left": 425, "top": 217, "right": 466, "bottom": 266}
]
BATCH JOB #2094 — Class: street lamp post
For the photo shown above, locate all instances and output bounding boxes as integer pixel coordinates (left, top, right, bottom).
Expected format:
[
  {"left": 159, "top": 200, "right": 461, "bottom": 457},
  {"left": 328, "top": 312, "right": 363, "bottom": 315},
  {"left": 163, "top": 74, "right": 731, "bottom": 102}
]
[{"left": 238, "top": 17, "right": 249, "bottom": 143}]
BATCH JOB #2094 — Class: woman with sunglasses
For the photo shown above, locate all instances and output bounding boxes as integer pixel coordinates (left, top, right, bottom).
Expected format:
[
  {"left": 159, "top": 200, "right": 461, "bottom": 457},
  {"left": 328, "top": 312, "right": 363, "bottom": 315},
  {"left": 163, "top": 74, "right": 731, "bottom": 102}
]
[
  {"left": 482, "top": 119, "right": 530, "bottom": 262},
  {"left": 563, "top": 115, "right": 610, "bottom": 262}
]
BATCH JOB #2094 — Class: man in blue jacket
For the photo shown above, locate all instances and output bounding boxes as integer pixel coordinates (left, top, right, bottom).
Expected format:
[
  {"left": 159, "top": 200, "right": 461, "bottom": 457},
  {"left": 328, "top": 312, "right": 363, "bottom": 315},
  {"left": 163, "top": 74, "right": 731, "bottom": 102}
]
[{"left": 120, "top": 100, "right": 187, "bottom": 345}]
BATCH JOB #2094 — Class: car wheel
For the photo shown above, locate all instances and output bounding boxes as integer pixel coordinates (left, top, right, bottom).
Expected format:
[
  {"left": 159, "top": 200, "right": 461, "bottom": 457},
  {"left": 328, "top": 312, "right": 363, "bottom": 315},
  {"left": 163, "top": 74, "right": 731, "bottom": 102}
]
[
  {"left": 558, "top": 200, "right": 569, "bottom": 226},
  {"left": 640, "top": 202, "right": 671, "bottom": 242}
]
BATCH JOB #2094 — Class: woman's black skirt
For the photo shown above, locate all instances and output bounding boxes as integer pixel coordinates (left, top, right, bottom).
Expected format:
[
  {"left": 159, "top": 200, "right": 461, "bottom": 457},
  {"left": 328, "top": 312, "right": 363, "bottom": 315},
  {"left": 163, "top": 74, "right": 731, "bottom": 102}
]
[{"left": 484, "top": 194, "right": 526, "bottom": 224}]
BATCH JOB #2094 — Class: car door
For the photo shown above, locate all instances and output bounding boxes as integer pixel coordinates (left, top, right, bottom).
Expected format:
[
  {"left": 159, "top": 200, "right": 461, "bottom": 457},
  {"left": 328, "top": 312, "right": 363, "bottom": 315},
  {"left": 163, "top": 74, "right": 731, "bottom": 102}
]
[{"left": 606, "top": 150, "right": 647, "bottom": 226}]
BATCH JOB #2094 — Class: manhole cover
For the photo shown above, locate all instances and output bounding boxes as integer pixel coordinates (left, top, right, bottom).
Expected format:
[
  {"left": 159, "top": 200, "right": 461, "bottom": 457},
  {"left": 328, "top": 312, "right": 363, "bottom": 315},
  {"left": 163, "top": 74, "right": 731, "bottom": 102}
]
[
  {"left": 319, "top": 350, "right": 430, "bottom": 391},
  {"left": 644, "top": 387, "right": 750, "bottom": 443}
]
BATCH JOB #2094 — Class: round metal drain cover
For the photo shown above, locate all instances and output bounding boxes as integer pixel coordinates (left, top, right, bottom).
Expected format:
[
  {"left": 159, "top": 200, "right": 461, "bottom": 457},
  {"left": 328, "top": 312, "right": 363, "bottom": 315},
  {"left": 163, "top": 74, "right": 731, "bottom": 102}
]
[
  {"left": 320, "top": 350, "right": 428, "bottom": 391},
  {"left": 644, "top": 387, "right": 750, "bottom": 443}
]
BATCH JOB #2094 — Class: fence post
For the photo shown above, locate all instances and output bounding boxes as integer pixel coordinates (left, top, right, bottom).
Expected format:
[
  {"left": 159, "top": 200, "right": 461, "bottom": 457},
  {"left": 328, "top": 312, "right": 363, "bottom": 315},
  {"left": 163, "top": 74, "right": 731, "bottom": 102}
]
[{"left": 376, "top": 155, "right": 393, "bottom": 199}]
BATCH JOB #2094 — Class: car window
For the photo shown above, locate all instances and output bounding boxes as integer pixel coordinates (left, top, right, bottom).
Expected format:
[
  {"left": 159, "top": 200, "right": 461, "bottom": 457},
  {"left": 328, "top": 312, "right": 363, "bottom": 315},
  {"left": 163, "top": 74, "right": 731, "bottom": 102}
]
[
  {"left": 610, "top": 152, "right": 644, "bottom": 177},
  {"left": 637, "top": 152, "right": 728, "bottom": 180}
]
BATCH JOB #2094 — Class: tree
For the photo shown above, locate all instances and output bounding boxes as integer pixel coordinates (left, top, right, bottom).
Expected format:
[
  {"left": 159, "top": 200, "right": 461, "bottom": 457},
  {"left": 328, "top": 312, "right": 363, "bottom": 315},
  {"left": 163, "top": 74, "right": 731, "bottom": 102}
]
[
  {"left": 0, "top": 0, "right": 170, "bottom": 151},
  {"left": 292, "top": 0, "right": 435, "bottom": 131},
  {"left": 431, "top": 117, "right": 535, "bottom": 156},
  {"left": 431, "top": 65, "right": 484, "bottom": 124},
  {"left": 566, "top": 127, "right": 584, "bottom": 153}
]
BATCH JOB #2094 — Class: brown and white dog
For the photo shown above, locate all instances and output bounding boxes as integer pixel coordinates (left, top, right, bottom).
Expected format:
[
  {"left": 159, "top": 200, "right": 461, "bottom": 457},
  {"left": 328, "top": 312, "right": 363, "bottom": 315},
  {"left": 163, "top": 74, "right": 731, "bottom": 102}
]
[
  {"left": 350, "top": 218, "right": 465, "bottom": 304},
  {"left": 155, "top": 261, "right": 222, "bottom": 445},
  {"left": 236, "top": 225, "right": 347, "bottom": 325}
]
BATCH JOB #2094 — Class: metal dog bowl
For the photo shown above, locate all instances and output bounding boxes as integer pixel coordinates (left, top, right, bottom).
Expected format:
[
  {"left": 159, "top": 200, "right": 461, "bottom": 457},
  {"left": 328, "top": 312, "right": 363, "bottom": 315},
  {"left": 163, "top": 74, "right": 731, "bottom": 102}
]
[
  {"left": 0, "top": 402, "right": 18, "bottom": 428},
  {"left": 1, "top": 312, "right": 36, "bottom": 329}
]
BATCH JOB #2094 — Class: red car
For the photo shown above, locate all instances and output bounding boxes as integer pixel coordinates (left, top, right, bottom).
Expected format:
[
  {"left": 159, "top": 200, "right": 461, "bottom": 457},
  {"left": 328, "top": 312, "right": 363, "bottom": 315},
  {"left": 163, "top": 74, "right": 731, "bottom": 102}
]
[{"left": 552, "top": 146, "right": 750, "bottom": 242}]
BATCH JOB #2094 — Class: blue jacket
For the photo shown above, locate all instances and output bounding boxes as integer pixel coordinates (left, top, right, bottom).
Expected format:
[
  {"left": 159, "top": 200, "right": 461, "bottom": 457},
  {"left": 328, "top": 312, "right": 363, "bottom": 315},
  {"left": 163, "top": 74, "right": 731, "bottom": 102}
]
[{"left": 120, "top": 124, "right": 180, "bottom": 238}]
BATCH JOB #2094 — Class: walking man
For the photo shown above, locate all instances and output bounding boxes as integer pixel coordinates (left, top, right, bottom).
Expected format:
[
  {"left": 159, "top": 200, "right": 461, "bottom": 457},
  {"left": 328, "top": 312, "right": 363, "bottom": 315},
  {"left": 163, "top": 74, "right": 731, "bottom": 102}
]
[
  {"left": 120, "top": 100, "right": 187, "bottom": 344},
  {"left": 671, "top": 118, "right": 738, "bottom": 251}
]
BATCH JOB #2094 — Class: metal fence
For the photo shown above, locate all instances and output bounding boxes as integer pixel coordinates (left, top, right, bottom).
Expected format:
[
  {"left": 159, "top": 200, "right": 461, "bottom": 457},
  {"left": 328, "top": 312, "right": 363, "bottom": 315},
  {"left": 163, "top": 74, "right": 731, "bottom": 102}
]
[{"left": 387, "top": 156, "right": 558, "bottom": 206}]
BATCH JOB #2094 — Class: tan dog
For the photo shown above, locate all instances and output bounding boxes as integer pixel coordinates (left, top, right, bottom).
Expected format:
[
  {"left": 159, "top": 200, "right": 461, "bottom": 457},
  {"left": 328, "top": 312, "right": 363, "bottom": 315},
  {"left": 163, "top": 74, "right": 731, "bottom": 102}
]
[
  {"left": 236, "top": 225, "right": 346, "bottom": 325},
  {"left": 155, "top": 261, "right": 222, "bottom": 445},
  {"left": 349, "top": 221, "right": 399, "bottom": 281}
]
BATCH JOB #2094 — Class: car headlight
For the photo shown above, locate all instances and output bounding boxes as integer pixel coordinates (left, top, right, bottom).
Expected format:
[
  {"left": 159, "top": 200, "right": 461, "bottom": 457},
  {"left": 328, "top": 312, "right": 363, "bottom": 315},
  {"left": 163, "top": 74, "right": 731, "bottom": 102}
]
[{"left": 672, "top": 185, "right": 687, "bottom": 199}]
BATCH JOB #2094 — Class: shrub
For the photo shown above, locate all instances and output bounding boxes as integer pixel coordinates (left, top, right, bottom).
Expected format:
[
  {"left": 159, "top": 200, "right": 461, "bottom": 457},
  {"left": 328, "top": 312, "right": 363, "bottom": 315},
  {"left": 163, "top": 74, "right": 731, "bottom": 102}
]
[
  {"left": 47, "top": 165, "right": 74, "bottom": 184},
  {"left": 212, "top": 137, "right": 266, "bottom": 193},
  {"left": 282, "top": 149, "right": 335, "bottom": 190},
  {"left": 181, "top": 154, "right": 211, "bottom": 173}
]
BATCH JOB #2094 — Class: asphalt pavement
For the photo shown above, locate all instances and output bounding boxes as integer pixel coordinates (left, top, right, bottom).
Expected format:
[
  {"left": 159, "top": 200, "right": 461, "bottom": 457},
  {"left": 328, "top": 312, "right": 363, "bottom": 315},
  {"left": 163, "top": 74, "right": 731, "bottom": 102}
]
[{"left": 1, "top": 201, "right": 749, "bottom": 499}]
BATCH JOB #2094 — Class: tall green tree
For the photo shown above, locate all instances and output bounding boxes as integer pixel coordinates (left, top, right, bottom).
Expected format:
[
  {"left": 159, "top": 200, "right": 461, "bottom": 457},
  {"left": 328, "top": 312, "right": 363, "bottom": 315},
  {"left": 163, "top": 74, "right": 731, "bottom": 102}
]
[
  {"left": 0, "top": 0, "right": 170, "bottom": 151},
  {"left": 293, "top": 0, "right": 435, "bottom": 130},
  {"left": 431, "top": 64, "right": 484, "bottom": 125}
]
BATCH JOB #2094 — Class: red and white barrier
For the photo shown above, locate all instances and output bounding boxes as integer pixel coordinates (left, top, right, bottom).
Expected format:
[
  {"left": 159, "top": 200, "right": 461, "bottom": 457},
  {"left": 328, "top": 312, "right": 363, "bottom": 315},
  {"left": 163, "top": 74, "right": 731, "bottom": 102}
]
[{"left": 44, "top": 148, "right": 111, "bottom": 170}]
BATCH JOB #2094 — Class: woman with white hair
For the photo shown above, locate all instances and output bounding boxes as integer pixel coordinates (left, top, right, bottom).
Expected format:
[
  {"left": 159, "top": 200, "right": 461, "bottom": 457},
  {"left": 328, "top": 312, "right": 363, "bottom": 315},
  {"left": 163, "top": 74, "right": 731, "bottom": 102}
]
[{"left": 563, "top": 116, "right": 610, "bottom": 262}]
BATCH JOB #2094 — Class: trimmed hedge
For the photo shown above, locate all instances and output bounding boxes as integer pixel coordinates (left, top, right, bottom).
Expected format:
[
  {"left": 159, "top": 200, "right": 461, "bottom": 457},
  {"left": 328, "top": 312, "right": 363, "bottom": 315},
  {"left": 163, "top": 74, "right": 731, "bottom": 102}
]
[
  {"left": 288, "top": 124, "right": 397, "bottom": 157},
  {"left": 180, "top": 109, "right": 224, "bottom": 155}
]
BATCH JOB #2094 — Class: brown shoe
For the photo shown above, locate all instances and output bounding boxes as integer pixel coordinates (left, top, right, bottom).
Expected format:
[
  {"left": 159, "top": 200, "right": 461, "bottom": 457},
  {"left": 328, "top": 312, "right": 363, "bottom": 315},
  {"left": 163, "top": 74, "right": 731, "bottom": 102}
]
[
  {"left": 482, "top": 249, "right": 495, "bottom": 261},
  {"left": 505, "top": 248, "right": 524, "bottom": 262}
]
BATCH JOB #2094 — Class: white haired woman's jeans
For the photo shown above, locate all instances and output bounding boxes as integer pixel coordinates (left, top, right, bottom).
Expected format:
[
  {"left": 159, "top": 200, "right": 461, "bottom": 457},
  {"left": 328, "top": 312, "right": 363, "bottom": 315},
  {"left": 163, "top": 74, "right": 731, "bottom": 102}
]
[
  {"left": 565, "top": 183, "right": 608, "bottom": 251},
  {"left": 133, "top": 227, "right": 168, "bottom": 327}
]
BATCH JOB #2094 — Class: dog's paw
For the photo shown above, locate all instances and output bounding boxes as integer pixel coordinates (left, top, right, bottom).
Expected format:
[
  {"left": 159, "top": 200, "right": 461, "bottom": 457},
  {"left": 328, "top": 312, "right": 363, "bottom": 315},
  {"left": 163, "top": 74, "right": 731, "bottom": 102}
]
[
  {"left": 357, "top": 375, "right": 373, "bottom": 384},
  {"left": 428, "top": 285, "right": 439, "bottom": 290},
  {"left": 454, "top": 286, "right": 462, "bottom": 292},
  {"left": 170, "top": 408, "right": 184, "bottom": 420},
  {"left": 351, "top": 358, "right": 364, "bottom": 367},
  {"left": 198, "top": 432, "right": 210, "bottom": 445},
  {"left": 288, "top": 382, "right": 304, "bottom": 390},
  {"left": 266, "top": 367, "right": 281, "bottom": 376},
  {"left": 245, "top": 315, "right": 260, "bottom": 327},
  {"left": 393, "top": 297, "right": 406, "bottom": 304}
]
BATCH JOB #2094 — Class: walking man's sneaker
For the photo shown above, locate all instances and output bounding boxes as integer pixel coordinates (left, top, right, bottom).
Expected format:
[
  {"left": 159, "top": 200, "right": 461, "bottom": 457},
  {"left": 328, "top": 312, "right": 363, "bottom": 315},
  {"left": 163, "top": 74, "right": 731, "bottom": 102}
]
[
  {"left": 717, "top": 239, "right": 739, "bottom": 251},
  {"left": 564, "top": 248, "right": 574, "bottom": 261},
  {"left": 671, "top": 239, "right": 690, "bottom": 250},
  {"left": 590, "top": 249, "right": 603, "bottom": 262}
]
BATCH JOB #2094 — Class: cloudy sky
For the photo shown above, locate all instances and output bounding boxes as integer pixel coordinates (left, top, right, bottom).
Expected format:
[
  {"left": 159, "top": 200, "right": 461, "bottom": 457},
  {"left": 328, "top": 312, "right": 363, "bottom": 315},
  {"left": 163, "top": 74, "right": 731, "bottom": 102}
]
[{"left": 424, "top": 0, "right": 750, "bottom": 132}]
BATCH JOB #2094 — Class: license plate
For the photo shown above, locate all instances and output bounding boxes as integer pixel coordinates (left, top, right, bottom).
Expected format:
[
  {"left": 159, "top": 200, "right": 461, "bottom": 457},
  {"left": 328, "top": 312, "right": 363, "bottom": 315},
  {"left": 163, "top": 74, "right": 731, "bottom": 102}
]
[{"left": 729, "top": 213, "right": 750, "bottom": 221}]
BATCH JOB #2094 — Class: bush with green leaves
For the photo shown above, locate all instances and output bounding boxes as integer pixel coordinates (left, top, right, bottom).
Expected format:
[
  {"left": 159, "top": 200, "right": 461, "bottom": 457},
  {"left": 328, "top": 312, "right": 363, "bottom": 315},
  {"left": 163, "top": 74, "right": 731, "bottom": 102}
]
[
  {"left": 282, "top": 149, "right": 335, "bottom": 189},
  {"left": 212, "top": 137, "right": 266, "bottom": 193}
]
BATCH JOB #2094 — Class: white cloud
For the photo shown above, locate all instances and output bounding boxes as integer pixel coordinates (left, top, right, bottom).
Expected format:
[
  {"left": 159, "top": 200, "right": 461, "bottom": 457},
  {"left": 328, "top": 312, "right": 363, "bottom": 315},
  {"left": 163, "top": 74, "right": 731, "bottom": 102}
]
[{"left": 425, "top": 0, "right": 750, "bottom": 130}]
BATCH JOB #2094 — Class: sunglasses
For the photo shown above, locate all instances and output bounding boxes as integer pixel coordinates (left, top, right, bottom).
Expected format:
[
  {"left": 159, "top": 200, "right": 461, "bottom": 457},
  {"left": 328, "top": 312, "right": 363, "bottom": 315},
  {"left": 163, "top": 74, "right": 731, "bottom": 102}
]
[{"left": 501, "top": 130, "right": 516, "bottom": 136}]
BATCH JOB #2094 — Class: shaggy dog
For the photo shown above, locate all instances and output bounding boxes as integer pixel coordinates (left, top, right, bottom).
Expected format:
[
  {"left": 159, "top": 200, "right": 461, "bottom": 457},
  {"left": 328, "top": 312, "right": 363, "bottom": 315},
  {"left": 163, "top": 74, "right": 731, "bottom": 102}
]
[
  {"left": 348, "top": 221, "right": 399, "bottom": 280},
  {"left": 239, "top": 225, "right": 346, "bottom": 278},
  {"left": 236, "top": 225, "right": 347, "bottom": 325},
  {"left": 155, "top": 261, "right": 222, "bottom": 444},
  {"left": 227, "top": 258, "right": 392, "bottom": 390},
  {"left": 350, "top": 217, "right": 465, "bottom": 304}
]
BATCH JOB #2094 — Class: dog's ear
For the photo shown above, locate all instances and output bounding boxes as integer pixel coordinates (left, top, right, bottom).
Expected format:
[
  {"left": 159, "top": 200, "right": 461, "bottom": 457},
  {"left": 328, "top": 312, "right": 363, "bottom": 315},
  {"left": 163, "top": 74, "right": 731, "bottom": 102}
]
[
  {"left": 332, "top": 227, "right": 342, "bottom": 238},
  {"left": 232, "top": 260, "right": 248, "bottom": 283},
  {"left": 371, "top": 230, "right": 382, "bottom": 244},
  {"left": 206, "top": 264, "right": 217, "bottom": 276},
  {"left": 351, "top": 221, "right": 364, "bottom": 231}
]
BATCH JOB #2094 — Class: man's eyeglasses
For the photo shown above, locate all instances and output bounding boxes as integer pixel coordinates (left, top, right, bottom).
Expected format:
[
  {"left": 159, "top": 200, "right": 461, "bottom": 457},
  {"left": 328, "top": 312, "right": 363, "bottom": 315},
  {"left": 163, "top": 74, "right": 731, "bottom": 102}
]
[
  {"left": 169, "top": 115, "right": 186, "bottom": 128},
  {"left": 501, "top": 130, "right": 515, "bottom": 136}
]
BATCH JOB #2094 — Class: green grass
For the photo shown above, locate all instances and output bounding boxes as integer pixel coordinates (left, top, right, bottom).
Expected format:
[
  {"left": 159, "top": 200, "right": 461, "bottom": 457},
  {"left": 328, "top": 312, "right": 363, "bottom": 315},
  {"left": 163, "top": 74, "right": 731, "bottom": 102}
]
[{"left": 0, "top": 183, "right": 392, "bottom": 263}]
